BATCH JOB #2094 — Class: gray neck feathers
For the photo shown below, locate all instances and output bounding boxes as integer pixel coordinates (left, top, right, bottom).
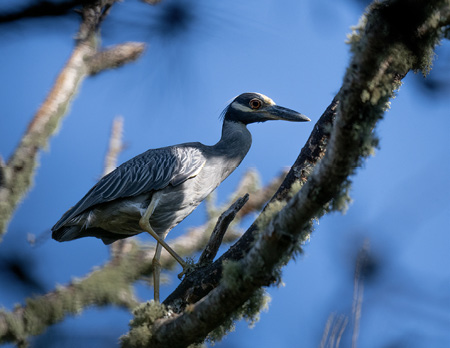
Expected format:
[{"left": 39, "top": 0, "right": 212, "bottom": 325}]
[{"left": 213, "top": 120, "right": 252, "bottom": 160}]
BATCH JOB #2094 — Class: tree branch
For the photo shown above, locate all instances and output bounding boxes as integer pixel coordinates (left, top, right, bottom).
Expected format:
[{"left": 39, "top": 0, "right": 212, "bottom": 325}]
[
  {"left": 0, "top": 0, "right": 145, "bottom": 239},
  {"left": 88, "top": 42, "right": 146, "bottom": 76},
  {"left": 198, "top": 194, "right": 249, "bottom": 265},
  {"left": 0, "top": 243, "right": 140, "bottom": 345},
  {"left": 143, "top": 1, "right": 450, "bottom": 346},
  {"left": 161, "top": 97, "right": 338, "bottom": 310},
  {"left": 103, "top": 116, "right": 125, "bottom": 176},
  {"left": 0, "top": 167, "right": 280, "bottom": 344}
]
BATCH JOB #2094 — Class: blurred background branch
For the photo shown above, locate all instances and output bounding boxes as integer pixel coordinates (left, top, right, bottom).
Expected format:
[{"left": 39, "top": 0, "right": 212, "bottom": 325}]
[
  {"left": 0, "top": 0, "right": 84, "bottom": 24},
  {"left": 0, "top": 0, "right": 448, "bottom": 347},
  {"left": 0, "top": 0, "right": 144, "bottom": 240}
]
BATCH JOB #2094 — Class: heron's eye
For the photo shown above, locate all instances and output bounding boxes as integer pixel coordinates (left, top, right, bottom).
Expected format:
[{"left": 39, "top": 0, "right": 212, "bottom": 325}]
[{"left": 249, "top": 98, "right": 262, "bottom": 110}]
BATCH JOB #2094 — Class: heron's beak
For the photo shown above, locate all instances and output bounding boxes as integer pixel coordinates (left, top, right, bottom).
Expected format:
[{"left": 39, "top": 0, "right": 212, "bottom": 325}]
[{"left": 264, "top": 105, "right": 310, "bottom": 122}]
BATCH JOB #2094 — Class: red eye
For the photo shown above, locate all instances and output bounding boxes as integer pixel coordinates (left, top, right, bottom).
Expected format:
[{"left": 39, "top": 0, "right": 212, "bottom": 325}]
[{"left": 249, "top": 98, "right": 262, "bottom": 109}]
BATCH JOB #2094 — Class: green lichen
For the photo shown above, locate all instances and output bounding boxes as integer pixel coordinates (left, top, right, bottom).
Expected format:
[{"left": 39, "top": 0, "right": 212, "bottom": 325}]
[
  {"left": 0, "top": 310, "right": 27, "bottom": 345},
  {"left": 255, "top": 200, "right": 287, "bottom": 231},
  {"left": 120, "top": 301, "right": 167, "bottom": 348},
  {"left": 287, "top": 179, "right": 304, "bottom": 200},
  {"left": 206, "top": 288, "right": 270, "bottom": 344},
  {"left": 346, "top": 14, "right": 367, "bottom": 48},
  {"left": 221, "top": 259, "right": 258, "bottom": 290},
  {"left": 254, "top": 179, "right": 305, "bottom": 233},
  {"left": 1, "top": 245, "right": 140, "bottom": 346}
]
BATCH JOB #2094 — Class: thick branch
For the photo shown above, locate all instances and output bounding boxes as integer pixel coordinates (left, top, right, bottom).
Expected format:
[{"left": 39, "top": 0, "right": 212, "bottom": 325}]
[
  {"left": 162, "top": 98, "right": 338, "bottom": 309},
  {"left": 148, "top": 1, "right": 450, "bottom": 346},
  {"left": 0, "top": 167, "right": 277, "bottom": 344}
]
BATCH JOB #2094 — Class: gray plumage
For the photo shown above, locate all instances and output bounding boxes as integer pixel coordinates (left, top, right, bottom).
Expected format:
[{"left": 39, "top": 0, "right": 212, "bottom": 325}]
[{"left": 52, "top": 93, "right": 310, "bottom": 246}]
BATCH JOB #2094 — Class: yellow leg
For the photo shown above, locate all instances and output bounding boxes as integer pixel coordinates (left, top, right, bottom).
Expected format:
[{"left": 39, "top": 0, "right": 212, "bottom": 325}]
[
  {"left": 139, "top": 198, "right": 187, "bottom": 269},
  {"left": 153, "top": 243, "right": 162, "bottom": 302}
]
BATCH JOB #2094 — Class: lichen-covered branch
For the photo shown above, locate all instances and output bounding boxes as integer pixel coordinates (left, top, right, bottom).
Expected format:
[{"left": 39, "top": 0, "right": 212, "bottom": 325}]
[
  {"left": 142, "top": 1, "right": 450, "bottom": 346},
  {"left": 0, "top": 244, "right": 139, "bottom": 345},
  {"left": 161, "top": 97, "right": 338, "bottom": 311},
  {"left": 0, "top": 0, "right": 145, "bottom": 239},
  {"left": 0, "top": 166, "right": 279, "bottom": 345}
]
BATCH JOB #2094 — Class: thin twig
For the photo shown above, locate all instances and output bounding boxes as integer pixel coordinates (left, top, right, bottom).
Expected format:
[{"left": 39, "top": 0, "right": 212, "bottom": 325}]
[
  {"left": 320, "top": 313, "right": 349, "bottom": 348},
  {"left": 100, "top": 116, "right": 137, "bottom": 261},
  {"left": 320, "top": 312, "right": 335, "bottom": 348},
  {"left": 352, "top": 240, "right": 370, "bottom": 348},
  {"left": 103, "top": 116, "right": 124, "bottom": 176}
]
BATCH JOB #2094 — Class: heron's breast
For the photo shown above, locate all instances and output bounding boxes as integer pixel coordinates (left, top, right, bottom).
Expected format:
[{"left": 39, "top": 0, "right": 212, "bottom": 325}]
[{"left": 150, "top": 174, "right": 220, "bottom": 234}]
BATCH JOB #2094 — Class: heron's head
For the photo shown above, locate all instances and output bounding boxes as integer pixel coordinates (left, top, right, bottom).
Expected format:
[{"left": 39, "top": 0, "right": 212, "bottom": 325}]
[{"left": 222, "top": 92, "right": 310, "bottom": 125}]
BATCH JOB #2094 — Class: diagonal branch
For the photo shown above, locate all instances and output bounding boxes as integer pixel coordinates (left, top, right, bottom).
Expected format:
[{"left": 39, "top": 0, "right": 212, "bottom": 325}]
[
  {"left": 0, "top": 0, "right": 145, "bottom": 239},
  {"left": 0, "top": 246, "right": 139, "bottom": 345},
  {"left": 198, "top": 194, "right": 249, "bottom": 265},
  {"left": 146, "top": 1, "right": 450, "bottom": 346},
  {"left": 162, "top": 97, "right": 338, "bottom": 309},
  {"left": 0, "top": 167, "right": 279, "bottom": 345}
]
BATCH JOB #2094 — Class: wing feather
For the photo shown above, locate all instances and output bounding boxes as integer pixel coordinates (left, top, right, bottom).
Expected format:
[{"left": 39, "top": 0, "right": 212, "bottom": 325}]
[{"left": 52, "top": 145, "right": 206, "bottom": 230}]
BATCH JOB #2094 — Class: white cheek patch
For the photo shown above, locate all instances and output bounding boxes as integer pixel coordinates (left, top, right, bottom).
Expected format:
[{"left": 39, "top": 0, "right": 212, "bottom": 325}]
[{"left": 230, "top": 102, "right": 253, "bottom": 112}]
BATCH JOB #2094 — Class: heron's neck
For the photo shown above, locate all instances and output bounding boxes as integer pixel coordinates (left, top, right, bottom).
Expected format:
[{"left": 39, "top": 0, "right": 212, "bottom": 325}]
[{"left": 213, "top": 120, "right": 252, "bottom": 159}]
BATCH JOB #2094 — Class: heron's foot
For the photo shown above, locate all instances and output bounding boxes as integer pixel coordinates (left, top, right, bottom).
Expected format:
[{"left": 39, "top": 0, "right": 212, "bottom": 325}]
[{"left": 177, "top": 257, "right": 196, "bottom": 279}]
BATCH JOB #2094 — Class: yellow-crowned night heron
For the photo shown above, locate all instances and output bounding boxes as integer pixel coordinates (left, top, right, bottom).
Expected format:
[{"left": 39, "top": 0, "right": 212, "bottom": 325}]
[{"left": 52, "top": 92, "right": 310, "bottom": 301}]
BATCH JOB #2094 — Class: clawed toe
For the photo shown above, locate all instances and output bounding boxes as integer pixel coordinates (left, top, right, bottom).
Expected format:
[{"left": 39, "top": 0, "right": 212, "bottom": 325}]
[{"left": 177, "top": 264, "right": 195, "bottom": 279}]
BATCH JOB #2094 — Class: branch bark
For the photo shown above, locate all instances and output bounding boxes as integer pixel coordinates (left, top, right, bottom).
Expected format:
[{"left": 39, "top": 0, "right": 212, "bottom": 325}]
[
  {"left": 144, "top": 1, "right": 450, "bottom": 346},
  {"left": 2, "top": 0, "right": 449, "bottom": 347},
  {"left": 88, "top": 43, "right": 146, "bottom": 76},
  {"left": 162, "top": 97, "right": 338, "bottom": 310},
  {"left": 0, "top": 167, "right": 280, "bottom": 345},
  {"left": 0, "top": 247, "right": 139, "bottom": 345},
  {"left": 198, "top": 194, "right": 249, "bottom": 265}
]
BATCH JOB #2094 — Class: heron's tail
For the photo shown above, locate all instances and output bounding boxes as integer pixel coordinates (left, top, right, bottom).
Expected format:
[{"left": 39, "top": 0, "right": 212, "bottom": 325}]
[
  {"left": 52, "top": 226, "right": 82, "bottom": 242},
  {"left": 52, "top": 225, "right": 136, "bottom": 245}
]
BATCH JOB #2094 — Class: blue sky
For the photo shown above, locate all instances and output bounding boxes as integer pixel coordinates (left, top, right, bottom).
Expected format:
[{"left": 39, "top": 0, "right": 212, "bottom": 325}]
[{"left": 1, "top": 0, "right": 449, "bottom": 347}]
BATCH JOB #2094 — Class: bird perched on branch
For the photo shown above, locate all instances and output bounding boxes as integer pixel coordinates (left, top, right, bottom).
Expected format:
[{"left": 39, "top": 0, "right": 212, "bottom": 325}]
[{"left": 52, "top": 92, "right": 310, "bottom": 301}]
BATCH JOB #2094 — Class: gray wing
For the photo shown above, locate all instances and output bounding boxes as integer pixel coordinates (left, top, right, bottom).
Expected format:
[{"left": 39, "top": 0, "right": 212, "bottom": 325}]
[{"left": 52, "top": 145, "right": 206, "bottom": 230}]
